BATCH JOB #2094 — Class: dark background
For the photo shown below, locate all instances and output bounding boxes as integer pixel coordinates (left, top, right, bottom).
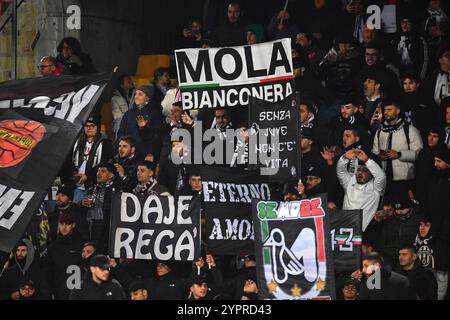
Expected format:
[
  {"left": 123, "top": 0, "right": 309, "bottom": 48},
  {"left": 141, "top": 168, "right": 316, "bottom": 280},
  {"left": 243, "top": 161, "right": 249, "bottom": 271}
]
[{"left": 79, "top": 0, "right": 307, "bottom": 75}]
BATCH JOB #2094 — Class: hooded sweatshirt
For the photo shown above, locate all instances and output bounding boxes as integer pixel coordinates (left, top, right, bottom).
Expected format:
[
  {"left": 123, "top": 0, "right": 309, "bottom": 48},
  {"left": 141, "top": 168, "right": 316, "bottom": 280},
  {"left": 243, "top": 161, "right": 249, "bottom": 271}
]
[
  {"left": 414, "top": 222, "right": 449, "bottom": 272},
  {"left": 0, "top": 239, "right": 49, "bottom": 299},
  {"left": 397, "top": 262, "right": 438, "bottom": 300},
  {"left": 69, "top": 270, "right": 126, "bottom": 300},
  {"left": 44, "top": 231, "right": 83, "bottom": 299}
]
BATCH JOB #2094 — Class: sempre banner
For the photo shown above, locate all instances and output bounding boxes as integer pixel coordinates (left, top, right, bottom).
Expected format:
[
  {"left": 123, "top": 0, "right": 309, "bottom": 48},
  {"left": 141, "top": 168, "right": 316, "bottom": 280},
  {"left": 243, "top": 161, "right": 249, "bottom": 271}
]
[
  {"left": 175, "top": 39, "right": 294, "bottom": 110},
  {"left": 330, "top": 210, "right": 362, "bottom": 273},
  {"left": 200, "top": 166, "right": 271, "bottom": 255},
  {"left": 253, "top": 194, "right": 336, "bottom": 300},
  {"left": 109, "top": 193, "right": 201, "bottom": 261},
  {"left": 0, "top": 74, "right": 109, "bottom": 253}
]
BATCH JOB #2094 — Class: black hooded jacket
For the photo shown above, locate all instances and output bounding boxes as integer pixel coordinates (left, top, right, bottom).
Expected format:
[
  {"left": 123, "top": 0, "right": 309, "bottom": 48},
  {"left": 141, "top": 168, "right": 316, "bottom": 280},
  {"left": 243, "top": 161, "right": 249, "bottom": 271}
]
[
  {"left": 327, "top": 112, "right": 372, "bottom": 150},
  {"left": 44, "top": 231, "right": 84, "bottom": 300},
  {"left": 389, "top": 32, "right": 428, "bottom": 80},
  {"left": 69, "top": 271, "right": 126, "bottom": 300},
  {"left": 375, "top": 208, "right": 421, "bottom": 267},
  {"left": 222, "top": 266, "right": 257, "bottom": 300},
  {"left": 48, "top": 203, "right": 89, "bottom": 243},
  {"left": 415, "top": 140, "right": 450, "bottom": 229},
  {"left": 147, "top": 270, "right": 185, "bottom": 300},
  {"left": 397, "top": 262, "right": 438, "bottom": 300},
  {"left": 359, "top": 266, "right": 417, "bottom": 300},
  {"left": 56, "top": 52, "right": 96, "bottom": 75},
  {"left": 414, "top": 222, "right": 449, "bottom": 272},
  {"left": 355, "top": 60, "right": 401, "bottom": 99},
  {"left": 0, "top": 239, "right": 49, "bottom": 300},
  {"left": 402, "top": 90, "right": 437, "bottom": 142}
]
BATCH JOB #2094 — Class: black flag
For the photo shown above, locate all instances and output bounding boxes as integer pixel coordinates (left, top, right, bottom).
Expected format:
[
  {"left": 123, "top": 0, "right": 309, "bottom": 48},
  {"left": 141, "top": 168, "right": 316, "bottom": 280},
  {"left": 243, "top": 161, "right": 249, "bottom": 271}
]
[
  {"left": 330, "top": 210, "right": 362, "bottom": 273},
  {"left": 248, "top": 95, "right": 300, "bottom": 181},
  {"left": 109, "top": 192, "right": 201, "bottom": 261},
  {"left": 200, "top": 166, "right": 271, "bottom": 255},
  {"left": 0, "top": 74, "right": 109, "bottom": 253}
]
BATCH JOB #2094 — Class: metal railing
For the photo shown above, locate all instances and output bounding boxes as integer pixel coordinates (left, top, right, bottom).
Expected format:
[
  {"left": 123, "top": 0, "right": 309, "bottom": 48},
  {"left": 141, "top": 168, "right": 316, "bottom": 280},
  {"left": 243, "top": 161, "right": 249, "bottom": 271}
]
[{"left": 0, "top": 0, "right": 25, "bottom": 80}]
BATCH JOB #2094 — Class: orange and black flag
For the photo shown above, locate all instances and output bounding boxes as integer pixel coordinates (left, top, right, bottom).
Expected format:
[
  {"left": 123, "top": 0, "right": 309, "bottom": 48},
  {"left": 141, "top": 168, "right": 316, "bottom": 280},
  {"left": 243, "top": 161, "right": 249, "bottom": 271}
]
[{"left": 0, "top": 73, "right": 110, "bottom": 253}]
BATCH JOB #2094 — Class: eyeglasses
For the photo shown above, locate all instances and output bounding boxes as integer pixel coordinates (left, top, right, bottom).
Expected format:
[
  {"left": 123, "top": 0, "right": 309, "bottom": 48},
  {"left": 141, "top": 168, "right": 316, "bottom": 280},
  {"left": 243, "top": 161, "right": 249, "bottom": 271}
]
[
  {"left": 85, "top": 124, "right": 97, "bottom": 128},
  {"left": 37, "top": 64, "right": 54, "bottom": 70}
]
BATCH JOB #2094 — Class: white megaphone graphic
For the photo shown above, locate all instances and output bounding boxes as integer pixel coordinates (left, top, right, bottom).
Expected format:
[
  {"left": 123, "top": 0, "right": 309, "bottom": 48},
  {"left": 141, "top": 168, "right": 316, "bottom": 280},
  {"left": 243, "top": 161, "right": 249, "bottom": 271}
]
[{"left": 264, "top": 228, "right": 318, "bottom": 285}]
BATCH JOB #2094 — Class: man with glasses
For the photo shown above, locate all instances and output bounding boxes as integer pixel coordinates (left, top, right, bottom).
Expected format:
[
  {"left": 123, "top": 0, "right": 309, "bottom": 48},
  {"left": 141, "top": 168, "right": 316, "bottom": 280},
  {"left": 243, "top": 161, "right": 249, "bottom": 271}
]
[
  {"left": 71, "top": 115, "right": 113, "bottom": 204},
  {"left": 69, "top": 255, "right": 125, "bottom": 300},
  {"left": 38, "top": 56, "right": 63, "bottom": 77},
  {"left": 355, "top": 43, "right": 401, "bottom": 99}
]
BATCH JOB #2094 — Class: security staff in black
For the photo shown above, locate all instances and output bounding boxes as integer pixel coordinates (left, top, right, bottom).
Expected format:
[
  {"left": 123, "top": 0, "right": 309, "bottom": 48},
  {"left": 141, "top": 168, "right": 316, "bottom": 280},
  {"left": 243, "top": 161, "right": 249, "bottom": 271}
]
[{"left": 69, "top": 255, "right": 126, "bottom": 300}]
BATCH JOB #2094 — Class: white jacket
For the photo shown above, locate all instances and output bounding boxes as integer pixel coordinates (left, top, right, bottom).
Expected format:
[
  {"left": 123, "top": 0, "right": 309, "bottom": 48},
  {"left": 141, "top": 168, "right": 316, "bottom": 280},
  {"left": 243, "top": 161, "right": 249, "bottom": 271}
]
[
  {"left": 372, "top": 123, "right": 423, "bottom": 181},
  {"left": 337, "top": 156, "right": 386, "bottom": 231}
]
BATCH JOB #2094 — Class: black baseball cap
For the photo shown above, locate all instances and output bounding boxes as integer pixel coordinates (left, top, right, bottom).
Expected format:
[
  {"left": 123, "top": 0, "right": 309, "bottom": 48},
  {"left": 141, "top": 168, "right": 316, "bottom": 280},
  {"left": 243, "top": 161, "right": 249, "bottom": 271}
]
[
  {"left": 90, "top": 254, "right": 112, "bottom": 270},
  {"left": 129, "top": 280, "right": 148, "bottom": 292},
  {"left": 190, "top": 273, "right": 208, "bottom": 285}
]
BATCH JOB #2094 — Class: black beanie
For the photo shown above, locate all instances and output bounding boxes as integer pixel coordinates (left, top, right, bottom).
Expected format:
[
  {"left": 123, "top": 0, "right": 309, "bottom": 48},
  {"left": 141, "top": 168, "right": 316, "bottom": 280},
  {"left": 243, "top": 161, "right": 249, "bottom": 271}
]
[{"left": 57, "top": 184, "right": 75, "bottom": 201}]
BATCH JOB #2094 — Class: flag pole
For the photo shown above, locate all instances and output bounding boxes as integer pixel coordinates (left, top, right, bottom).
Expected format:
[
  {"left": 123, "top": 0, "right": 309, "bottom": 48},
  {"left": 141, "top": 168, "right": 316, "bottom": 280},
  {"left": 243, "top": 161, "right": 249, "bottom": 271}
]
[{"left": 279, "top": 0, "right": 289, "bottom": 29}]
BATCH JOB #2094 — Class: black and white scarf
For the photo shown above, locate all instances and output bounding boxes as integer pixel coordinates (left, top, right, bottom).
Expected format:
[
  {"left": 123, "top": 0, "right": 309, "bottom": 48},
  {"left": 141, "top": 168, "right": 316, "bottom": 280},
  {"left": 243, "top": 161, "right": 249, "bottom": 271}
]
[
  {"left": 381, "top": 118, "right": 405, "bottom": 134},
  {"left": 381, "top": 118, "right": 405, "bottom": 180},
  {"left": 86, "top": 181, "right": 114, "bottom": 221},
  {"left": 397, "top": 35, "right": 412, "bottom": 65},
  {"left": 339, "top": 114, "right": 356, "bottom": 125},
  {"left": 301, "top": 114, "right": 315, "bottom": 129},
  {"left": 445, "top": 125, "right": 450, "bottom": 147},
  {"left": 133, "top": 178, "right": 156, "bottom": 196},
  {"left": 425, "top": 8, "right": 449, "bottom": 31},
  {"left": 435, "top": 71, "right": 450, "bottom": 105},
  {"left": 230, "top": 140, "right": 249, "bottom": 168}
]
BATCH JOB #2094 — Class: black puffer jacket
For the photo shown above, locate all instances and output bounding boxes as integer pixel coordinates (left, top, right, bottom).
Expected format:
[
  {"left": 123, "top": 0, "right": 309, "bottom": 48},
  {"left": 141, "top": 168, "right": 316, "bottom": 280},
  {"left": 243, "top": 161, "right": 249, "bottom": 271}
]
[
  {"left": 69, "top": 272, "right": 126, "bottom": 300},
  {"left": 414, "top": 222, "right": 449, "bottom": 272}
]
